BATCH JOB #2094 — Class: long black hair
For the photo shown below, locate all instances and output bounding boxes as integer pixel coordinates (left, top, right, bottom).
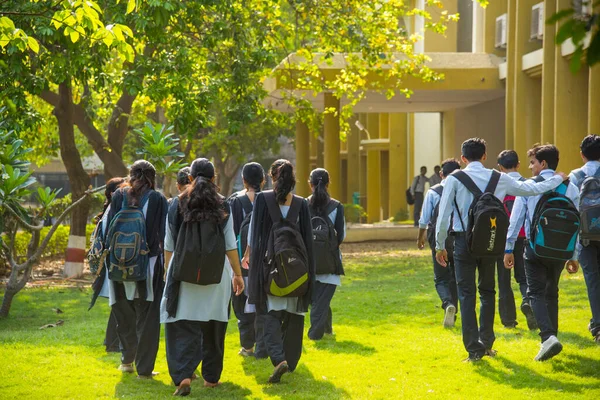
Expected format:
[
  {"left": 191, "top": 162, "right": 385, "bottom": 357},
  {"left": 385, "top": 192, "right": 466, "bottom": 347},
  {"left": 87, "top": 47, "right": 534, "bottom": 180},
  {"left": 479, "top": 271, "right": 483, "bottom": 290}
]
[
  {"left": 124, "top": 160, "right": 156, "bottom": 206},
  {"left": 180, "top": 158, "right": 226, "bottom": 223},
  {"left": 270, "top": 159, "right": 295, "bottom": 204},
  {"left": 95, "top": 177, "right": 126, "bottom": 223},
  {"left": 242, "top": 162, "right": 265, "bottom": 192},
  {"left": 309, "top": 168, "right": 331, "bottom": 214}
]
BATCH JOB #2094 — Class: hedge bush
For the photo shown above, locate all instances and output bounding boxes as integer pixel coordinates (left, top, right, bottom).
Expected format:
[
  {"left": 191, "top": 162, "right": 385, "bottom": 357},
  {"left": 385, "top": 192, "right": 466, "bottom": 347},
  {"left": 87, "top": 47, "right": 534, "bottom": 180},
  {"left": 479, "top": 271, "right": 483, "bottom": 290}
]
[
  {"left": 8, "top": 224, "right": 95, "bottom": 260},
  {"left": 344, "top": 203, "right": 367, "bottom": 224}
]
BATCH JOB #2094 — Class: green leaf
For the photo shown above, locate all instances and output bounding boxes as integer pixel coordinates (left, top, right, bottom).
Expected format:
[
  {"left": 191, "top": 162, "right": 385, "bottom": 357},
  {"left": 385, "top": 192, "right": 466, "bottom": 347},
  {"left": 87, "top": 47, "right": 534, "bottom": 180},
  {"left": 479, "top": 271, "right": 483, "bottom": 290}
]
[
  {"left": 556, "top": 19, "right": 576, "bottom": 45},
  {"left": 69, "top": 29, "right": 80, "bottom": 43},
  {"left": 26, "top": 37, "right": 39, "bottom": 53},
  {"left": 570, "top": 47, "right": 584, "bottom": 73},
  {"left": 546, "top": 8, "right": 575, "bottom": 25},
  {"left": 587, "top": 32, "right": 600, "bottom": 66},
  {"left": 126, "top": 0, "right": 136, "bottom": 14}
]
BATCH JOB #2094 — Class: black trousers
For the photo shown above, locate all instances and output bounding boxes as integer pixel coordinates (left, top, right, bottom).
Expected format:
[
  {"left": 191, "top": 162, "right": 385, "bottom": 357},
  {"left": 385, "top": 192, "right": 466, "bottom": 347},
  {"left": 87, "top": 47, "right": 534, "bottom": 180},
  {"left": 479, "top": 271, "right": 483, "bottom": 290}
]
[
  {"left": 578, "top": 241, "right": 600, "bottom": 337},
  {"left": 496, "top": 238, "right": 528, "bottom": 326},
  {"left": 524, "top": 246, "right": 564, "bottom": 342},
  {"left": 165, "top": 319, "right": 227, "bottom": 386},
  {"left": 308, "top": 281, "right": 336, "bottom": 340},
  {"left": 231, "top": 288, "right": 267, "bottom": 356},
  {"left": 263, "top": 310, "right": 304, "bottom": 372},
  {"left": 104, "top": 310, "right": 120, "bottom": 352},
  {"left": 431, "top": 249, "right": 458, "bottom": 310},
  {"left": 111, "top": 294, "right": 162, "bottom": 376},
  {"left": 453, "top": 236, "right": 496, "bottom": 358},
  {"left": 414, "top": 192, "right": 424, "bottom": 227}
]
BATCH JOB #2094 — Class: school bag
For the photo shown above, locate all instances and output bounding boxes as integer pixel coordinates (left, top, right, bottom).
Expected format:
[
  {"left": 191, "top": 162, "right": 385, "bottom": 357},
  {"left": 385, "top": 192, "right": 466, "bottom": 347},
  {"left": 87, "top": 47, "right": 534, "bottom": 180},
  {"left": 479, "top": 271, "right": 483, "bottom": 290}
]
[
  {"left": 105, "top": 190, "right": 151, "bottom": 282},
  {"left": 503, "top": 177, "right": 526, "bottom": 239},
  {"left": 263, "top": 191, "right": 309, "bottom": 297},
  {"left": 309, "top": 198, "right": 341, "bottom": 275},
  {"left": 452, "top": 170, "right": 509, "bottom": 258},
  {"left": 87, "top": 219, "right": 106, "bottom": 276},
  {"left": 406, "top": 188, "right": 415, "bottom": 205},
  {"left": 426, "top": 185, "right": 454, "bottom": 254},
  {"left": 530, "top": 176, "right": 580, "bottom": 260},
  {"left": 237, "top": 195, "right": 254, "bottom": 263},
  {"left": 574, "top": 168, "right": 600, "bottom": 241}
]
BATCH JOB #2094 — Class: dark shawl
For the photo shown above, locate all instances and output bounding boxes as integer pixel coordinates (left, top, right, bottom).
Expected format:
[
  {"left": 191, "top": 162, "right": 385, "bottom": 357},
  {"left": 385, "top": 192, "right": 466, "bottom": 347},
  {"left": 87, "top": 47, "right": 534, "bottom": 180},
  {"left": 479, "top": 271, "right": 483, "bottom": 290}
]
[{"left": 247, "top": 190, "right": 316, "bottom": 314}]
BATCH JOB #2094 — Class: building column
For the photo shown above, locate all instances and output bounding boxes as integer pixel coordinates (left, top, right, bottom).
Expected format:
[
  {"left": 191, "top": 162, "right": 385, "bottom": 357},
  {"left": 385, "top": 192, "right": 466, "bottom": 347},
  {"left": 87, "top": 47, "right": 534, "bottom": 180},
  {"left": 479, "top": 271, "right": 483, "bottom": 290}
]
[
  {"left": 389, "top": 113, "right": 408, "bottom": 219},
  {"left": 555, "top": 0, "right": 589, "bottom": 173},
  {"left": 347, "top": 115, "right": 361, "bottom": 205},
  {"left": 366, "top": 113, "right": 381, "bottom": 223},
  {"left": 323, "top": 93, "right": 341, "bottom": 200},
  {"left": 541, "top": 0, "right": 557, "bottom": 144},
  {"left": 358, "top": 114, "right": 368, "bottom": 210},
  {"left": 442, "top": 111, "right": 456, "bottom": 161},
  {"left": 589, "top": 65, "right": 600, "bottom": 134},
  {"left": 295, "top": 120, "right": 310, "bottom": 197},
  {"left": 505, "top": 0, "right": 517, "bottom": 149},
  {"left": 379, "top": 113, "right": 390, "bottom": 220}
]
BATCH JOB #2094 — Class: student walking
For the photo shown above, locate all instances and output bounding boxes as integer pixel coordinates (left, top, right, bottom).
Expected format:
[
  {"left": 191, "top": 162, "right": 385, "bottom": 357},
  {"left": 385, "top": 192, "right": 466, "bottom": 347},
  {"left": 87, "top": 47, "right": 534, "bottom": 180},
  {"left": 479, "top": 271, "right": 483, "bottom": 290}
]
[
  {"left": 417, "top": 159, "right": 460, "bottom": 328},
  {"left": 105, "top": 160, "right": 168, "bottom": 378},
  {"left": 496, "top": 150, "right": 536, "bottom": 330},
  {"left": 569, "top": 134, "right": 600, "bottom": 343},
  {"left": 242, "top": 159, "right": 315, "bottom": 383},
  {"left": 229, "top": 162, "right": 267, "bottom": 358},
  {"left": 89, "top": 177, "right": 126, "bottom": 353},
  {"left": 411, "top": 166, "right": 430, "bottom": 227},
  {"left": 307, "top": 168, "right": 346, "bottom": 340},
  {"left": 435, "top": 138, "right": 567, "bottom": 362},
  {"left": 430, "top": 165, "right": 442, "bottom": 187},
  {"left": 161, "top": 158, "right": 245, "bottom": 396},
  {"left": 505, "top": 144, "right": 580, "bottom": 361}
]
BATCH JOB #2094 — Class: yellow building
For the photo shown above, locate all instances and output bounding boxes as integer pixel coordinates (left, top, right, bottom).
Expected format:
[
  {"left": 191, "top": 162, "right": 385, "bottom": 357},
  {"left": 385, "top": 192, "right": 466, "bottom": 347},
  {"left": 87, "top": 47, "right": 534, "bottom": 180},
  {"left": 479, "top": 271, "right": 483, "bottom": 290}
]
[{"left": 264, "top": 0, "right": 599, "bottom": 223}]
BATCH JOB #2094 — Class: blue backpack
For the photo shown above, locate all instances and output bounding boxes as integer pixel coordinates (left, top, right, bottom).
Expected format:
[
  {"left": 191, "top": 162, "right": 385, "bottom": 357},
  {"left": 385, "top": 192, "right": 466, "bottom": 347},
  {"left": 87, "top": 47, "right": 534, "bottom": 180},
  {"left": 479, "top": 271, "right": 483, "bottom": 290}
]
[
  {"left": 105, "top": 190, "right": 151, "bottom": 282},
  {"left": 530, "top": 177, "right": 580, "bottom": 260},
  {"left": 574, "top": 168, "right": 600, "bottom": 241},
  {"left": 87, "top": 219, "right": 106, "bottom": 276}
]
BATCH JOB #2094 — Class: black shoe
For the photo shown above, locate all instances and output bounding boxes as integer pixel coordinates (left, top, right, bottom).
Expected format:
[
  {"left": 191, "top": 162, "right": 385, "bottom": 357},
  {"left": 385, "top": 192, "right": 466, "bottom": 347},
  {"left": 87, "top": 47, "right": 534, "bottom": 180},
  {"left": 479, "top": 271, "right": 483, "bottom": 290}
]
[
  {"left": 268, "top": 362, "right": 289, "bottom": 383},
  {"left": 521, "top": 302, "right": 538, "bottom": 330},
  {"left": 503, "top": 322, "right": 518, "bottom": 329},
  {"left": 485, "top": 348, "right": 497, "bottom": 357},
  {"left": 463, "top": 355, "right": 482, "bottom": 363}
]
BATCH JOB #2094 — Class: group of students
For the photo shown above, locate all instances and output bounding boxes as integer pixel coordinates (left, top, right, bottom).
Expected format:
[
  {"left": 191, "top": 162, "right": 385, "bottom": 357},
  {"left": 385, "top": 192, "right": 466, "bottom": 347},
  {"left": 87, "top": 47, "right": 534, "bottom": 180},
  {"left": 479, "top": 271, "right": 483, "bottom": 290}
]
[
  {"left": 418, "top": 135, "right": 600, "bottom": 362},
  {"left": 89, "top": 158, "right": 346, "bottom": 396}
]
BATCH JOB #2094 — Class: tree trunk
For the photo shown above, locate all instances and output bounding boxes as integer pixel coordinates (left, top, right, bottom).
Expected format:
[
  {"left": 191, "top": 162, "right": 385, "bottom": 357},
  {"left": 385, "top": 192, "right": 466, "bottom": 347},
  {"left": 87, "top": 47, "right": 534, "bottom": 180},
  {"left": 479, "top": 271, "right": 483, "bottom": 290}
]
[
  {"left": 214, "top": 157, "right": 239, "bottom": 196},
  {"left": 55, "top": 81, "right": 91, "bottom": 278},
  {"left": 0, "top": 289, "right": 16, "bottom": 318}
]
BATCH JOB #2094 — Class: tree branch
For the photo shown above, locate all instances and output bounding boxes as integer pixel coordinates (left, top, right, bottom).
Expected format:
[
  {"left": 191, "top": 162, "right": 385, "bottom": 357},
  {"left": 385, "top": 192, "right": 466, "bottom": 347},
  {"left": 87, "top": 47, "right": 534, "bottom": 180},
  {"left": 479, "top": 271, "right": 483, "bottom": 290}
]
[{"left": 3, "top": 204, "right": 44, "bottom": 232}]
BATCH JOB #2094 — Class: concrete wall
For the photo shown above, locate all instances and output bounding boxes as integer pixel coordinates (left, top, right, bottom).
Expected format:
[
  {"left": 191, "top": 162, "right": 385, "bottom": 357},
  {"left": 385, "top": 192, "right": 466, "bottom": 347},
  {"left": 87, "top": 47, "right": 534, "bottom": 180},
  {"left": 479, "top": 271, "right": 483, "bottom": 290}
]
[
  {"left": 414, "top": 113, "right": 442, "bottom": 173},
  {"left": 453, "top": 97, "right": 506, "bottom": 168}
]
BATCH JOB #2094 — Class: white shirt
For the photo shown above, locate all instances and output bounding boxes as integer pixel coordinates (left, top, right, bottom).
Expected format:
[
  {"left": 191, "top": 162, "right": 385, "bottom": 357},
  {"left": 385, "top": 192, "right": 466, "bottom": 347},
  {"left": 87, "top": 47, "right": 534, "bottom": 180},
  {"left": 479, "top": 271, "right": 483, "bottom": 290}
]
[
  {"left": 435, "top": 161, "right": 564, "bottom": 250},
  {"left": 505, "top": 169, "right": 580, "bottom": 260}
]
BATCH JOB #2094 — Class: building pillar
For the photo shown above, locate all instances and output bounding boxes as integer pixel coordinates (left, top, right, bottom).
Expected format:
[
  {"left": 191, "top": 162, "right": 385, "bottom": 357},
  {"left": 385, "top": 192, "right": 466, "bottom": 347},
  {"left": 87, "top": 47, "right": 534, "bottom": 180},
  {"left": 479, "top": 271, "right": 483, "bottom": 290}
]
[
  {"left": 323, "top": 93, "right": 341, "bottom": 200},
  {"left": 589, "top": 65, "right": 600, "bottom": 134},
  {"left": 358, "top": 114, "right": 368, "bottom": 210},
  {"left": 295, "top": 120, "right": 310, "bottom": 197},
  {"left": 555, "top": 0, "right": 589, "bottom": 173},
  {"left": 366, "top": 113, "right": 381, "bottom": 223},
  {"left": 505, "top": 0, "right": 517, "bottom": 149},
  {"left": 347, "top": 115, "right": 361, "bottom": 205},
  {"left": 442, "top": 111, "right": 456, "bottom": 161},
  {"left": 379, "top": 113, "right": 390, "bottom": 220},
  {"left": 541, "top": 0, "right": 557, "bottom": 144},
  {"left": 389, "top": 113, "right": 408, "bottom": 220}
]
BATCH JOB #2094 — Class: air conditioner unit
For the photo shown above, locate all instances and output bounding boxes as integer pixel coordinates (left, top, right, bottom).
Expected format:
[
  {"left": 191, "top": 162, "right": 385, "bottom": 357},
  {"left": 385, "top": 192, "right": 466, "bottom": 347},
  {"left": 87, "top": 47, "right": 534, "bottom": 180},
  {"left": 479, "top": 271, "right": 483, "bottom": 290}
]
[
  {"left": 531, "top": 3, "right": 544, "bottom": 40},
  {"left": 495, "top": 14, "right": 507, "bottom": 48}
]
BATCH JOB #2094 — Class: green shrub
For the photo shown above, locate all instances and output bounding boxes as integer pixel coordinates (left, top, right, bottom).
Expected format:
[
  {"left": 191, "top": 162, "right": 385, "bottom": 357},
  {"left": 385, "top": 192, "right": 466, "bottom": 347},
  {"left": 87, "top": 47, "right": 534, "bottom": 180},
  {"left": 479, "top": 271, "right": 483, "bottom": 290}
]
[
  {"left": 7, "top": 224, "right": 95, "bottom": 260},
  {"left": 344, "top": 203, "right": 367, "bottom": 224},
  {"left": 393, "top": 209, "right": 410, "bottom": 222},
  {"left": 47, "top": 193, "right": 105, "bottom": 220}
]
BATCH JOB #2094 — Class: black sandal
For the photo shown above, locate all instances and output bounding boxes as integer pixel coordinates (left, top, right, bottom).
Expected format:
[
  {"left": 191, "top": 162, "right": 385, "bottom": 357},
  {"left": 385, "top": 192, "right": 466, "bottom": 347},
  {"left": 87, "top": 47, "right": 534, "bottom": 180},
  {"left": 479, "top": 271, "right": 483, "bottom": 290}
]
[{"left": 173, "top": 379, "right": 191, "bottom": 397}]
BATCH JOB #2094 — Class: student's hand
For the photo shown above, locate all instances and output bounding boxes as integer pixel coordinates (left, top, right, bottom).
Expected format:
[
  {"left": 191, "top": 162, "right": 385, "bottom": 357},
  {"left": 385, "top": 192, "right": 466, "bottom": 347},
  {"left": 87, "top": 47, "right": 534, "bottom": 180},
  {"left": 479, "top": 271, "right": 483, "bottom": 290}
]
[
  {"left": 241, "top": 255, "right": 250, "bottom": 270},
  {"left": 555, "top": 172, "right": 568, "bottom": 181},
  {"left": 435, "top": 250, "right": 448, "bottom": 267},
  {"left": 504, "top": 253, "right": 514, "bottom": 270},
  {"left": 566, "top": 260, "right": 579, "bottom": 274},
  {"left": 417, "top": 238, "right": 425, "bottom": 250},
  {"left": 232, "top": 275, "right": 244, "bottom": 296}
]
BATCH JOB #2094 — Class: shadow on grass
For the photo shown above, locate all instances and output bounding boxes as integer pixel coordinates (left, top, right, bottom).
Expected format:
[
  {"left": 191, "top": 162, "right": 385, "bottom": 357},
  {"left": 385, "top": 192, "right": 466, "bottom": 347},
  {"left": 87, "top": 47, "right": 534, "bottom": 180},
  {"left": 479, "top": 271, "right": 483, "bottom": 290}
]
[
  {"left": 241, "top": 357, "right": 349, "bottom": 398},
  {"left": 474, "top": 355, "right": 600, "bottom": 394},
  {"left": 312, "top": 336, "right": 377, "bottom": 356}
]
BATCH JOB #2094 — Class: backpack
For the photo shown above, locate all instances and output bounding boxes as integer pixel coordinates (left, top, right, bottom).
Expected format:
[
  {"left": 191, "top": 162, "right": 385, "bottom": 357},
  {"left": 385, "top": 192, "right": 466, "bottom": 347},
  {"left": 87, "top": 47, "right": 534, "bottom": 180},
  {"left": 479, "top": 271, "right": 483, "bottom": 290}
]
[
  {"left": 105, "top": 190, "right": 151, "bottom": 282},
  {"left": 87, "top": 220, "right": 106, "bottom": 276},
  {"left": 263, "top": 191, "right": 309, "bottom": 297},
  {"left": 453, "top": 170, "right": 509, "bottom": 258},
  {"left": 530, "top": 176, "right": 580, "bottom": 260},
  {"left": 426, "top": 185, "right": 454, "bottom": 253},
  {"left": 406, "top": 188, "right": 415, "bottom": 206},
  {"left": 237, "top": 195, "right": 254, "bottom": 263},
  {"left": 574, "top": 168, "right": 600, "bottom": 241},
  {"left": 503, "top": 177, "right": 526, "bottom": 239},
  {"left": 309, "top": 198, "right": 341, "bottom": 275}
]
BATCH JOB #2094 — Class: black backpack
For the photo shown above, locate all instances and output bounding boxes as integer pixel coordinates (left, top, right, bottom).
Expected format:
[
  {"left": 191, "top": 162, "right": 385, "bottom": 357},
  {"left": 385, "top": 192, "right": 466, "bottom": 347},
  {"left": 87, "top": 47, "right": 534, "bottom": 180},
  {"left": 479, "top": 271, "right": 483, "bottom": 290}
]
[
  {"left": 169, "top": 197, "right": 227, "bottom": 286},
  {"left": 574, "top": 168, "right": 600, "bottom": 241},
  {"left": 530, "top": 176, "right": 580, "bottom": 260},
  {"left": 263, "top": 191, "right": 309, "bottom": 297},
  {"left": 453, "top": 170, "right": 509, "bottom": 258},
  {"left": 309, "top": 199, "right": 341, "bottom": 275},
  {"left": 236, "top": 195, "right": 253, "bottom": 273},
  {"left": 406, "top": 188, "right": 415, "bottom": 205},
  {"left": 426, "top": 185, "right": 454, "bottom": 253}
]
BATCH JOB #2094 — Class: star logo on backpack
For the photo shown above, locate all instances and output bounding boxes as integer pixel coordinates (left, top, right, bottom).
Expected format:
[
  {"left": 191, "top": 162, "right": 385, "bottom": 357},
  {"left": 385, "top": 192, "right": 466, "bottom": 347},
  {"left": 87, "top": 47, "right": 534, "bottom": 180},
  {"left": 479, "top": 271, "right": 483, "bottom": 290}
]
[{"left": 490, "top": 216, "right": 497, "bottom": 229}]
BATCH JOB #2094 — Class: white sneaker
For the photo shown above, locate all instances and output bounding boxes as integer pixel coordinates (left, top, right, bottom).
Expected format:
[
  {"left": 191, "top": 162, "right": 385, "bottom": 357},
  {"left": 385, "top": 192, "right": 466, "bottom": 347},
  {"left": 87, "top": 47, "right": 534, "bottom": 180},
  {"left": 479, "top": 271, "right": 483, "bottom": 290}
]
[
  {"left": 534, "top": 335, "right": 563, "bottom": 361},
  {"left": 443, "top": 305, "right": 456, "bottom": 328}
]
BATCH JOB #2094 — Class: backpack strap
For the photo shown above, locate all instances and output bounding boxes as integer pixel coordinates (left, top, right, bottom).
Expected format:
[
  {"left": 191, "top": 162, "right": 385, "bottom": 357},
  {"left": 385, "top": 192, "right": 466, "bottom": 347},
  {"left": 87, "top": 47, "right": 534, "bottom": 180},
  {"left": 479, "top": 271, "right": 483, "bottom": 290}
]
[
  {"left": 325, "top": 199, "right": 340, "bottom": 216},
  {"left": 286, "top": 195, "right": 303, "bottom": 223},
  {"left": 431, "top": 184, "right": 443, "bottom": 197},
  {"left": 239, "top": 194, "right": 253, "bottom": 215},
  {"left": 575, "top": 169, "right": 587, "bottom": 187},
  {"left": 484, "top": 170, "right": 501, "bottom": 194},
  {"left": 264, "top": 191, "right": 283, "bottom": 224},
  {"left": 452, "top": 170, "right": 483, "bottom": 197}
]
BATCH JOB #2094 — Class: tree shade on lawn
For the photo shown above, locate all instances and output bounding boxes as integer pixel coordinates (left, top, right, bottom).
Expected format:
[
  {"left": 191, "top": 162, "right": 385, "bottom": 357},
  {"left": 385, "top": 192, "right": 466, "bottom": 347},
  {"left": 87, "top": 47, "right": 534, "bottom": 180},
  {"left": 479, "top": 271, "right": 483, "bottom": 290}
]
[{"left": 1, "top": 246, "right": 599, "bottom": 399}]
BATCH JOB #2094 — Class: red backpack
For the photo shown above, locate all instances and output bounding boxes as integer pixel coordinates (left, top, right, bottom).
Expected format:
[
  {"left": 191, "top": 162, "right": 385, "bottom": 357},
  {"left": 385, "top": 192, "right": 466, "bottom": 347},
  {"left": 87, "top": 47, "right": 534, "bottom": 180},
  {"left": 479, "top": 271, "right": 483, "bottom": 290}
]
[{"left": 503, "top": 192, "right": 525, "bottom": 239}]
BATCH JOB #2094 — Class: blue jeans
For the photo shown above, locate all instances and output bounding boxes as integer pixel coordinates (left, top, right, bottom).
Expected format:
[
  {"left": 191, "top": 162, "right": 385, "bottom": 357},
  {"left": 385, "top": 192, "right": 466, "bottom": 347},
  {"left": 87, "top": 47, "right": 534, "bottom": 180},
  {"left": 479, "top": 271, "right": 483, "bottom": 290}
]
[
  {"left": 578, "top": 241, "right": 600, "bottom": 337},
  {"left": 453, "top": 236, "right": 496, "bottom": 358}
]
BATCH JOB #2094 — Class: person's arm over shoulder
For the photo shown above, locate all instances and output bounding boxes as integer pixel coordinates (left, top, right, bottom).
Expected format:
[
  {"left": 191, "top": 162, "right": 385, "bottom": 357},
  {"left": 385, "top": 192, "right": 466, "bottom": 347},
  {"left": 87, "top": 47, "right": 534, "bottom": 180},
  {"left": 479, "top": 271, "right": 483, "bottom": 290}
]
[
  {"left": 567, "top": 182, "right": 581, "bottom": 261},
  {"left": 502, "top": 173, "right": 563, "bottom": 197},
  {"left": 435, "top": 176, "right": 457, "bottom": 250},
  {"left": 418, "top": 189, "right": 436, "bottom": 229},
  {"left": 505, "top": 196, "right": 527, "bottom": 252}
]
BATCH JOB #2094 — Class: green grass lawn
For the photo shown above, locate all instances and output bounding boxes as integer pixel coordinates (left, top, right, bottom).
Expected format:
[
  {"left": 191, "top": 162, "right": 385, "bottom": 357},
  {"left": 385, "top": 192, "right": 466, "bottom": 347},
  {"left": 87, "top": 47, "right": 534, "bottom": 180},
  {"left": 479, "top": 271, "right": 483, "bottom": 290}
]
[{"left": 1, "top": 245, "right": 600, "bottom": 399}]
